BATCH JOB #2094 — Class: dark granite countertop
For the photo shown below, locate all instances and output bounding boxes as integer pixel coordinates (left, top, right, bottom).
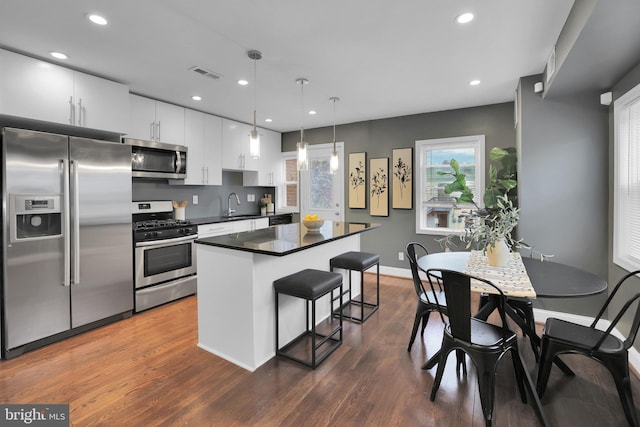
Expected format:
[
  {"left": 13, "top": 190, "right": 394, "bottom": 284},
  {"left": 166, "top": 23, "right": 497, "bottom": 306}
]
[
  {"left": 195, "top": 221, "right": 380, "bottom": 256},
  {"left": 190, "top": 212, "right": 293, "bottom": 226}
]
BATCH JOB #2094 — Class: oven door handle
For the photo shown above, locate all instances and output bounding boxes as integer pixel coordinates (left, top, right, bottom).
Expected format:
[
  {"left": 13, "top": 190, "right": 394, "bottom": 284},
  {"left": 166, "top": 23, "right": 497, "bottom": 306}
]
[{"left": 136, "top": 234, "right": 197, "bottom": 248}]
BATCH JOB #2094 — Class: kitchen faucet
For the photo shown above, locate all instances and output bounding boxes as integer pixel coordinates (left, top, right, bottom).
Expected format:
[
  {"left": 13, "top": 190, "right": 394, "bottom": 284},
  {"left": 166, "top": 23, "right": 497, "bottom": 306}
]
[{"left": 228, "top": 192, "right": 240, "bottom": 216}]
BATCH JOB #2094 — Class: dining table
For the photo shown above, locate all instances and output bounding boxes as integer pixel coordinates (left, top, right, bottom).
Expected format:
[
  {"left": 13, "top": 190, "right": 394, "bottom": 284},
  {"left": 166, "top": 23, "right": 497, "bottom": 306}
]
[{"left": 417, "top": 251, "right": 608, "bottom": 373}]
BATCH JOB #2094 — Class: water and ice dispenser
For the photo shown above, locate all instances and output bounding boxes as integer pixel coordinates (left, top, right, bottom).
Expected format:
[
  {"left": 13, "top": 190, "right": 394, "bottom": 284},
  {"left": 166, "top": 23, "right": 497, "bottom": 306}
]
[{"left": 10, "top": 194, "right": 62, "bottom": 241}]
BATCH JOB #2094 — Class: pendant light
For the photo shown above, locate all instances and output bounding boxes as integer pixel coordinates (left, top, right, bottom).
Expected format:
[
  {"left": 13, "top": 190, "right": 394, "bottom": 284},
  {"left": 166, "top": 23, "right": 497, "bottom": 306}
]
[
  {"left": 248, "top": 50, "right": 262, "bottom": 159},
  {"left": 296, "top": 78, "right": 309, "bottom": 171},
  {"left": 329, "top": 97, "right": 340, "bottom": 174}
]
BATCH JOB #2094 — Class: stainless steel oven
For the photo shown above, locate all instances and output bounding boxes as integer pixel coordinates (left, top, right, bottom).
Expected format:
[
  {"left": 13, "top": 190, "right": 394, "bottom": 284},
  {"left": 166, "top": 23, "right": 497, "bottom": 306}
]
[
  {"left": 135, "top": 235, "right": 196, "bottom": 289},
  {"left": 132, "top": 201, "right": 197, "bottom": 312}
]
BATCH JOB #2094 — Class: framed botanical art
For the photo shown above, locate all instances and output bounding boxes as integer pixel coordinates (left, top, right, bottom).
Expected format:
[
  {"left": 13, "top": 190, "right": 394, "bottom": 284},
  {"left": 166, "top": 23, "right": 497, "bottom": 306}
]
[
  {"left": 369, "top": 157, "right": 389, "bottom": 216},
  {"left": 392, "top": 147, "right": 413, "bottom": 209},
  {"left": 348, "top": 152, "right": 366, "bottom": 208}
]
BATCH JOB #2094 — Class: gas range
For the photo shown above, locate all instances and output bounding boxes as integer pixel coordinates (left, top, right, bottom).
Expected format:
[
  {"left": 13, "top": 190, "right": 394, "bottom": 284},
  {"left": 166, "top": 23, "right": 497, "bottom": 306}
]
[
  {"left": 132, "top": 201, "right": 197, "bottom": 243},
  {"left": 131, "top": 201, "right": 198, "bottom": 312}
]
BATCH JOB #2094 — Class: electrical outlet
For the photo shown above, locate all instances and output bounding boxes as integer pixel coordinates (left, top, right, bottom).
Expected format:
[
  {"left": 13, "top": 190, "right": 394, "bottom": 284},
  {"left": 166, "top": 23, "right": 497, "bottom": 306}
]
[
  {"left": 247, "top": 194, "right": 255, "bottom": 202},
  {"left": 398, "top": 252, "right": 404, "bottom": 261},
  {"left": 192, "top": 195, "right": 198, "bottom": 205}
]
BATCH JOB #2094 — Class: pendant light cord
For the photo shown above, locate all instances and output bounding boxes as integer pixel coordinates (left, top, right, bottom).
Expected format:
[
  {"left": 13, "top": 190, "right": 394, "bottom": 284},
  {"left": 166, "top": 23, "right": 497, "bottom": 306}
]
[
  {"left": 332, "top": 98, "right": 336, "bottom": 151},
  {"left": 253, "top": 56, "right": 257, "bottom": 131},
  {"left": 300, "top": 80, "right": 305, "bottom": 142}
]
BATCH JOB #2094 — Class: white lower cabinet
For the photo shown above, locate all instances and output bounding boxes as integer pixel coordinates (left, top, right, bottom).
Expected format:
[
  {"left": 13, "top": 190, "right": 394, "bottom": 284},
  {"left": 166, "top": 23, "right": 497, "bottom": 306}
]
[
  {"left": 232, "top": 218, "right": 269, "bottom": 233},
  {"left": 198, "top": 218, "right": 269, "bottom": 239},
  {"left": 198, "top": 223, "right": 234, "bottom": 239}
]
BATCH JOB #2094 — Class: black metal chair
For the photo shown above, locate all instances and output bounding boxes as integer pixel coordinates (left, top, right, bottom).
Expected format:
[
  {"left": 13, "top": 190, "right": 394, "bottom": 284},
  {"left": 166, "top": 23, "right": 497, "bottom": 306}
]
[
  {"left": 536, "top": 270, "right": 640, "bottom": 427},
  {"left": 478, "top": 294, "right": 539, "bottom": 360},
  {"left": 426, "top": 268, "right": 546, "bottom": 427},
  {"left": 405, "top": 242, "right": 447, "bottom": 352}
]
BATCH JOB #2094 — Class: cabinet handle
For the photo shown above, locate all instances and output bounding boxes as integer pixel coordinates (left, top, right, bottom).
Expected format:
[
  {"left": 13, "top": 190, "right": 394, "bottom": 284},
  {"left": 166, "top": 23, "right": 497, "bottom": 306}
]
[
  {"left": 69, "top": 96, "right": 74, "bottom": 125},
  {"left": 205, "top": 167, "right": 209, "bottom": 184},
  {"left": 150, "top": 122, "right": 155, "bottom": 140},
  {"left": 77, "top": 98, "right": 83, "bottom": 126},
  {"left": 157, "top": 121, "right": 161, "bottom": 141}
]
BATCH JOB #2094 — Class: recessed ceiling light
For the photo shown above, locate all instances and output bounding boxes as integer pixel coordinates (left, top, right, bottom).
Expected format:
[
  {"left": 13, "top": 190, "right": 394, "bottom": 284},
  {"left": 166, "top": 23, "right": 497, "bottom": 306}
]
[
  {"left": 455, "top": 12, "right": 474, "bottom": 24},
  {"left": 87, "top": 14, "right": 108, "bottom": 26},
  {"left": 469, "top": 80, "right": 481, "bottom": 86},
  {"left": 237, "top": 79, "right": 248, "bottom": 86},
  {"left": 308, "top": 110, "right": 316, "bottom": 115},
  {"left": 50, "top": 51, "right": 68, "bottom": 60},
  {"left": 191, "top": 95, "right": 202, "bottom": 101},
  {"left": 265, "top": 118, "right": 272, "bottom": 123}
]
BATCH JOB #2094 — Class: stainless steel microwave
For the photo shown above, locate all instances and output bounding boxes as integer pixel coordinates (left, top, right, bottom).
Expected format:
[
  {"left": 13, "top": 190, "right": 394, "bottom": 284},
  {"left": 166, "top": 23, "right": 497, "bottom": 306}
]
[{"left": 124, "top": 138, "right": 187, "bottom": 179}]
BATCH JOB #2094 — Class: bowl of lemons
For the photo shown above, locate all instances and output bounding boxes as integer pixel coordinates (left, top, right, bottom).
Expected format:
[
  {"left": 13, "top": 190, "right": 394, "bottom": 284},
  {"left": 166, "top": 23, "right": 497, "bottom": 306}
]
[{"left": 302, "top": 214, "right": 325, "bottom": 232}]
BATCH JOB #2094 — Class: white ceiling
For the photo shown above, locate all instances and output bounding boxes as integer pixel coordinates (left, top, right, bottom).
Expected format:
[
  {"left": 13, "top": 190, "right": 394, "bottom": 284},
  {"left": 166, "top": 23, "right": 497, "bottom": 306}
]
[{"left": 0, "top": 0, "right": 574, "bottom": 133}]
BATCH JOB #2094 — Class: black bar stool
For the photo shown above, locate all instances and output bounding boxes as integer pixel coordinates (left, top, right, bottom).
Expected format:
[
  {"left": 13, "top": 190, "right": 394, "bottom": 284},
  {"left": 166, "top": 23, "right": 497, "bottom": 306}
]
[
  {"left": 330, "top": 251, "right": 380, "bottom": 323},
  {"left": 274, "top": 269, "right": 343, "bottom": 369}
]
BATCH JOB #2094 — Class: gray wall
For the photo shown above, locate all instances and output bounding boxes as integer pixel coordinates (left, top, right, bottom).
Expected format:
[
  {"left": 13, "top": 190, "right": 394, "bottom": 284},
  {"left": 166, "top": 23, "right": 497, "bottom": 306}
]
[
  {"left": 283, "top": 102, "right": 516, "bottom": 269},
  {"left": 133, "top": 171, "right": 275, "bottom": 220},
  {"left": 518, "top": 74, "right": 609, "bottom": 315}
]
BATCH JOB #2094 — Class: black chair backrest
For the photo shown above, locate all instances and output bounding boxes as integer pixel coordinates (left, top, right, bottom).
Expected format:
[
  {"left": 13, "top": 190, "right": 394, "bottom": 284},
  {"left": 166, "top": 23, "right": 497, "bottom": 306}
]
[
  {"left": 591, "top": 270, "right": 640, "bottom": 350},
  {"left": 426, "top": 268, "right": 508, "bottom": 342},
  {"left": 405, "top": 242, "right": 429, "bottom": 299}
]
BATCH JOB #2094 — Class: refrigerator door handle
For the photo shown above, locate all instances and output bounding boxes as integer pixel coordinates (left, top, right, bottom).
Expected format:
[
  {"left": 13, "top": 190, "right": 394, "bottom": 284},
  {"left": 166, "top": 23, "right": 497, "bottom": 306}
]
[
  {"left": 61, "top": 159, "right": 71, "bottom": 287},
  {"left": 70, "top": 160, "right": 81, "bottom": 286}
]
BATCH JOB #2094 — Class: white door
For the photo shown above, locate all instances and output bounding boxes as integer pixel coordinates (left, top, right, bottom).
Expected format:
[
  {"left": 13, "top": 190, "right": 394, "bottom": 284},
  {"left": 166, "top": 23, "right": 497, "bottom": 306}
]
[{"left": 300, "top": 143, "right": 344, "bottom": 222}]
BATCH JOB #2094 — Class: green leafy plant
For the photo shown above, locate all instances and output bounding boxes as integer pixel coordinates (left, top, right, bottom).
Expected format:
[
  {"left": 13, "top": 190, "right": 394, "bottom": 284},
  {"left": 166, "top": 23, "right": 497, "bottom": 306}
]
[
  {"left": 463, "top": 194, "right": 520, "bottom": 250},
  {"left": 435, "top": 147, "right": 519, "bottom": 252},
  {"left": 484, "top": 147, "right": 517, "bottom": 209}
]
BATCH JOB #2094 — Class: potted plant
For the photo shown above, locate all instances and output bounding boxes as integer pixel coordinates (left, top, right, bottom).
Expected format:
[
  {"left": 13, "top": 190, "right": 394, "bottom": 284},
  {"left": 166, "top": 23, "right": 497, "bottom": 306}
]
[{"left": 436, "top": 148, "right": 519, "bottom": 266}]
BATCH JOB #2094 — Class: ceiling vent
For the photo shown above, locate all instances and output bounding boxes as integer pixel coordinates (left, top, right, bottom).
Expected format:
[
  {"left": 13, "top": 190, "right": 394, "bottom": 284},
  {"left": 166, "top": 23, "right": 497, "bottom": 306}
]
[{"left": 190, "top": 66, "right": 222, "bottom": 80}]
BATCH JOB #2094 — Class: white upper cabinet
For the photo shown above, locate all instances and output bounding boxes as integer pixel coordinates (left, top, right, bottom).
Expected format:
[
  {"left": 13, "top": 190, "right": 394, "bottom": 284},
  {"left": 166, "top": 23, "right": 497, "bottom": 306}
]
[
  {"left": 221, "top": 118, "right": 258, "bottom": 171},
  {"left": 128, "top": 94, "right": 185, "bottom": 144},
  {"left": 73, "top": 72, "right": 129, "bottom": 132},
  {"left": 174, "top": 109, "right": 221, "bottom": 186},
  {"left": 257, "top": 128, "right": 282, "bottom": 186},
  {"left": 0, "top": 49, "right": 128, "bottom": 132},
  {"left": 203, "top": 114, "right": 223, "bottom": 185}
]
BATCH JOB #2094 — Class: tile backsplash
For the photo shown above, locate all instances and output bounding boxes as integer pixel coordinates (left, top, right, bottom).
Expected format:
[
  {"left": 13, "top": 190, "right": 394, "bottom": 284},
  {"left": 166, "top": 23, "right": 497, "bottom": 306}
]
[{"left": 132, "top": 171, "right": 275, "bottom": 219}]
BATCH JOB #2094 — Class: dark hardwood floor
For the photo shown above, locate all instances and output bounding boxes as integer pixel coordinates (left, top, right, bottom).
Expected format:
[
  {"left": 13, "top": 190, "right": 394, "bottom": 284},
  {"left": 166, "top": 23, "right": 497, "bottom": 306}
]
[{"left": 1, "top": 274, "right": 638, "bottom": 426}]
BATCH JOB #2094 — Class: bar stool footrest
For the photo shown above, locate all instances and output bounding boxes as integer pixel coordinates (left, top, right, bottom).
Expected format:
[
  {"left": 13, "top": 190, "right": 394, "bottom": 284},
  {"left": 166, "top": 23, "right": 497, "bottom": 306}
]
[
  {"left": 333, "top": 300, "right": 379, "bottom": 322},
  {"left": 277, "top": 328, "right": 342, "bottom": 369}
]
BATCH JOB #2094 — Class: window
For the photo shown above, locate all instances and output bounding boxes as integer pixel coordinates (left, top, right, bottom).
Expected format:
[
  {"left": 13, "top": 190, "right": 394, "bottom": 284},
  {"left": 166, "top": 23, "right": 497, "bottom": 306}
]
[
  {"left": 309, "top": 157, "right": 333, "bottom": 209},
  {"left": 280, "top": 153, "right": 298, "bottom": 209},
  {"left": 415, "top": 135, "right": 485, "bottom": 235},
  {"left": 614, "top": 83, "right": 640, "bottom": 271}
]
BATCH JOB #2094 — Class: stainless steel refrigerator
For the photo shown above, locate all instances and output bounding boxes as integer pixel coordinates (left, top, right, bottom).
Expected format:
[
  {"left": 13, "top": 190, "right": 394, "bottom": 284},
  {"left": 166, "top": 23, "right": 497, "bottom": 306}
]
[{"left": 2, "top": 127, "right": 133, "bottom": 357}]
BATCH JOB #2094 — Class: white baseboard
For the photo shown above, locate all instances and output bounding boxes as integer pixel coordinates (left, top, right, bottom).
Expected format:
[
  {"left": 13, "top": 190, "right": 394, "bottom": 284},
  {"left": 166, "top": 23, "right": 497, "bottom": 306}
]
[{"left": 381, "top": 265, "right": 640, "bottom": 376}]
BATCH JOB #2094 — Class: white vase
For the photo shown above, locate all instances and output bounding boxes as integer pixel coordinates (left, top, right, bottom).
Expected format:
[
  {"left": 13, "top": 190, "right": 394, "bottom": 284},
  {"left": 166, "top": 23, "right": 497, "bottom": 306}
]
[{"left": 486, "top": 239, "right": 510, "bottom": 267}]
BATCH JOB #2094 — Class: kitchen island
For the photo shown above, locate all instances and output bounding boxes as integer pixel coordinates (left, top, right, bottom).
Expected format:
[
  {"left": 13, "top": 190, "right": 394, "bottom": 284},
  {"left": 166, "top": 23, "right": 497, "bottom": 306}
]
[{"left": 195, "top": 221, "right": 380, "bottom": 371}]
